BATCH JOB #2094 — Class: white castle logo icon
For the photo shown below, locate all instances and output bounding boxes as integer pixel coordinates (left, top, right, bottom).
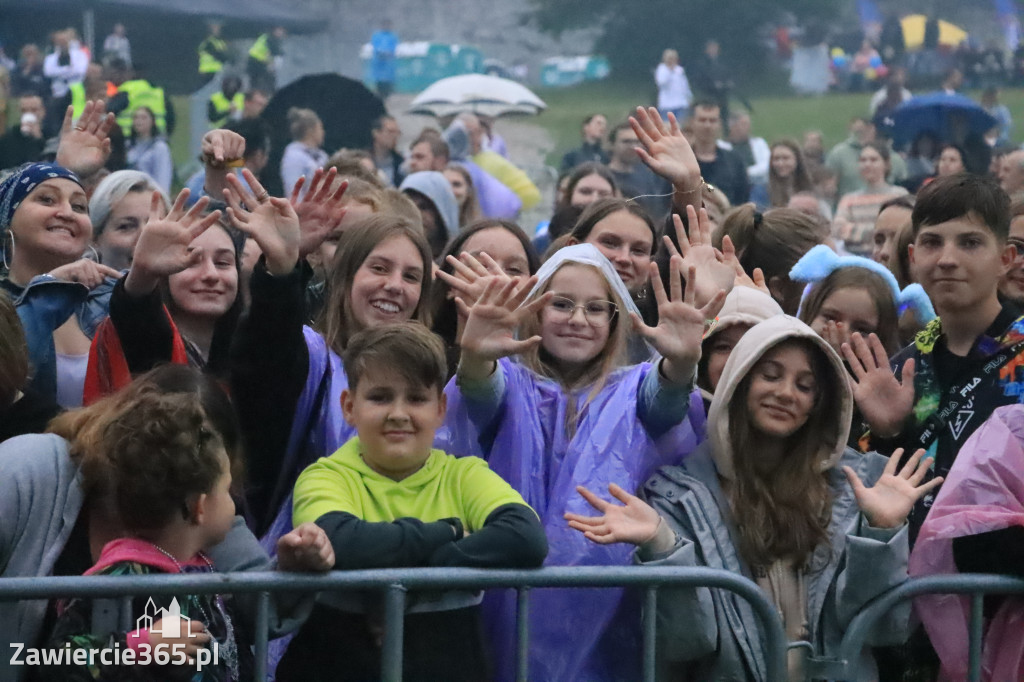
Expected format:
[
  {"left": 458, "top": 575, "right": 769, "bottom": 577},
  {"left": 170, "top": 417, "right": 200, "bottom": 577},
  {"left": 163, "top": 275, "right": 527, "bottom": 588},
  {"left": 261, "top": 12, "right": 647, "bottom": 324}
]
[{"left": 137, "top": 598, "right": 199, "bottom": 638}]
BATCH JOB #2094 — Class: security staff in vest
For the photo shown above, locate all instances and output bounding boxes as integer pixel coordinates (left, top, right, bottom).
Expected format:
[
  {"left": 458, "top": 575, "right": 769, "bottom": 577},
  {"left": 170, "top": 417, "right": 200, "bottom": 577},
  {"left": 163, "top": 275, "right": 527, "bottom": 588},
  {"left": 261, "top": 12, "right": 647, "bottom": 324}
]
[
  {"left": 105, "top": 58, "right": 175, "bottom": 138},
  {"left": 61, "top": 62, "right": 111, "bottom": 124},
  {"left": 198, "top": 21, "right": 231, "bottom": 87},
  {"left": 207, "top": 75, "right": 244, "bottom": 129},
  {"left": 247, "top": 26, "right": 285, "bottom": 93}
]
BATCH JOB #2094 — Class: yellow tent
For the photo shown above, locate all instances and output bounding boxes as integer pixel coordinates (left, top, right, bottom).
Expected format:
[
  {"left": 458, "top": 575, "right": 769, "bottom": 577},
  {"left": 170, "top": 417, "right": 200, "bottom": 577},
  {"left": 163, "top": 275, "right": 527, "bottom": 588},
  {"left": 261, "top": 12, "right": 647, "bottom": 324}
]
[{"left": 901, "top": 14, "right": 969, "bottom": 50}]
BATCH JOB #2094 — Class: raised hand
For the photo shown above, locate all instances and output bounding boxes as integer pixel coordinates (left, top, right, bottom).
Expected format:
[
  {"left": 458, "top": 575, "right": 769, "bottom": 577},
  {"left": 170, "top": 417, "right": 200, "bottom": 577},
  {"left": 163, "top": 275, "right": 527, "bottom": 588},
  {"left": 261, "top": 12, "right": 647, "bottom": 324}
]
[
  {"left": 565, "top": 484, "right": 662, "bottom": 546},
  {"left": 633, "top": 257, "right": 727, "bottom": 385},
  {"left": 720, "top": 234, "right": 769, "bottom": 295},
  {"left": 456, "top": 276, "right": 549, "bottom": 378},
  {"left": 819, "top": 320, "right": 852, "bottom": 355},
  {"left": 664, "top": 205, "right": 735, "bottom": 307},
  {"left": 277, "top": 522, "right": 336, "bottom": 572},
  {"left": 200, "top": 128, "right": 246, "bottom": 169},
  {"left": 436, "top": 251, "right": 512, "bottom": 307},
  {"left": 199, "top": 128, "right": 246, "bottom": 200},
  {"left": 844, "top": 448, "right": 943, "bottom": 529},
  {"left": 55, "top": 100, "right": 115, "bottom": 178},
  {"left": 842, "top": 333, "right": 915, "bottom": 438},
  {"left": 124, "top": 190, "right": 222, "bottom": 296},
  {"left": 290, "top": 167, "right": 348, "bottom": 258},
  {"left": 630, "top": 106, "right": 702, "bottom": 211},
  {"left": 223, "top": 169, "right": 300, "bottom": 276},
  {"left": 48, "top": 259, "right": 121, "bottom": 289}
]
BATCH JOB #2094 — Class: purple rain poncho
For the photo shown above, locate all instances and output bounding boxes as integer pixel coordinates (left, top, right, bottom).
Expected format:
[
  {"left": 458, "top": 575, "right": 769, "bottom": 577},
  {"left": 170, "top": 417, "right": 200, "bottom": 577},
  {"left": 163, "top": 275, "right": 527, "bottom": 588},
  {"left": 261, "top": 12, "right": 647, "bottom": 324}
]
[{"left": 438, "top": 357, "right": 706, "bottom": 681}]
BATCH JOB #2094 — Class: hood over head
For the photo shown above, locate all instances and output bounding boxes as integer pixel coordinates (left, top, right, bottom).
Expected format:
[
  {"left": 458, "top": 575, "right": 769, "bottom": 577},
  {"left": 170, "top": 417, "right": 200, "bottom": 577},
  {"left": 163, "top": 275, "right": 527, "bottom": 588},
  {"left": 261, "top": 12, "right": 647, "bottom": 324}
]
[
  {"left": 399, "top": 170, "right": 460, "bottom": 241},
  {"left": 525, "top": 243, "right": 640, "bottom": 319},
  {"left": 707, "top": 315, "right": 852, "bottom": 482},
  {"left": 704, "top": 286, "right": 784, "bottom": 343}
]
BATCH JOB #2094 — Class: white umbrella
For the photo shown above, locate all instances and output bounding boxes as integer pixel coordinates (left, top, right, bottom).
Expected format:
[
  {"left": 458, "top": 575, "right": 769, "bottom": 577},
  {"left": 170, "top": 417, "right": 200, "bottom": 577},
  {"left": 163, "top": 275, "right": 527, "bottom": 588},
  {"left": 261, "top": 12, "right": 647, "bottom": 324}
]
[{"left": 408, "top": 74, "right": 546, "bottom": 118}]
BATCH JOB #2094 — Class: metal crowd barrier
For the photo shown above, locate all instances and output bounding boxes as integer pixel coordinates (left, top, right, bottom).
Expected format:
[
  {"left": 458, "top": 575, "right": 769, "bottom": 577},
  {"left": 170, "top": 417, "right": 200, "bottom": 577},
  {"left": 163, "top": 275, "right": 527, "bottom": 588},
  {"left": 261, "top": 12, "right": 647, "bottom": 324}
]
[
  {"left": 0, "top": 566, "right": 787, "bottom": 682},
  {"left": 6, "top": 569, "right": 1022, "bottom": 681}
]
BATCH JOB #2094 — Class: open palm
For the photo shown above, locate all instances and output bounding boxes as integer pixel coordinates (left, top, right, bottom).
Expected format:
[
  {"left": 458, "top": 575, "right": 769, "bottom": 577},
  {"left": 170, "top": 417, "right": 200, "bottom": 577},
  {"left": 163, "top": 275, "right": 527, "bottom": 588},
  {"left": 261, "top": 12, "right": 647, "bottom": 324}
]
[
  {"left": 457, "top": 276, "right": 547, "bottom": 362},
  {"left": 55, "top": 100, "right": 114, "bottom": 178},
  {"left": 224, "top": 169, "right": 300, "bottom": 276},
  {"left": 842, "top": 333, "right": 915, "bottom": 438},
  {"left": 844, "top": 448, "right": 943, "bottom": 529},
  {"left": 131, "top": 190, "right": 221, "bottom": 279},
  {"left": 633, "top": 257, "right": 727, "bottom": 384},
  {"left": 291, "top": 167, "right": 348, "bottom": 258},
  {"left": 630, "top": 106, "right": 700, "bottom": 187},
  {"left": 566, "top": 484, "right": 662, "bottom": 546},
  {"left": 664, "top": 205, "right": 735, "bottom": 308}
]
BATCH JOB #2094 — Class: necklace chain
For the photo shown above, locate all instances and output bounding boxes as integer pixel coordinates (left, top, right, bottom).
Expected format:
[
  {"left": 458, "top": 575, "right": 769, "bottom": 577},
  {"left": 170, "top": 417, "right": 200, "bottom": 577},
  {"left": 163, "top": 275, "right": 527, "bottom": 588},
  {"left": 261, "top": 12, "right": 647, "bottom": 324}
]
[{"left": 149, "top": 543, "right": 240, "bottom": 681}]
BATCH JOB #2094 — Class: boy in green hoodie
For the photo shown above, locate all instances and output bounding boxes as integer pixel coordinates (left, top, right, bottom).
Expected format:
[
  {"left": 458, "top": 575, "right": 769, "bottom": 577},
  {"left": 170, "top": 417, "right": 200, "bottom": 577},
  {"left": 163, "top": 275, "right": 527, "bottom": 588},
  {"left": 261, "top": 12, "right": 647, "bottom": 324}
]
[{"left": 278, "top": 322, "right": 547, "bottom": 682}]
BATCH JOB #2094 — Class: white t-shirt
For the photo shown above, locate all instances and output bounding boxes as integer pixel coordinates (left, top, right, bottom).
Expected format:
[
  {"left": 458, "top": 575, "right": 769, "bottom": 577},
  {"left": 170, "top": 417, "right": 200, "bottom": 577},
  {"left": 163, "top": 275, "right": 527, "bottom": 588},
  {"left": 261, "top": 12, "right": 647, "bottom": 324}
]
[{"left": 655, "top": 63, "right": 693, "bottom": 111}]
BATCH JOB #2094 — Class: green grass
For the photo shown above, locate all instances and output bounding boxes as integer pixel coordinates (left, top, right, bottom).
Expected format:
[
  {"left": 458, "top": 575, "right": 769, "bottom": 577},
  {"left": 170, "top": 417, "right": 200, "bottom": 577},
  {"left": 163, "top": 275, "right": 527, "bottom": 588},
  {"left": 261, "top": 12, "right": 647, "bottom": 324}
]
[{"left": 533, "top": 79, "right": 1024, "bottom": 168}]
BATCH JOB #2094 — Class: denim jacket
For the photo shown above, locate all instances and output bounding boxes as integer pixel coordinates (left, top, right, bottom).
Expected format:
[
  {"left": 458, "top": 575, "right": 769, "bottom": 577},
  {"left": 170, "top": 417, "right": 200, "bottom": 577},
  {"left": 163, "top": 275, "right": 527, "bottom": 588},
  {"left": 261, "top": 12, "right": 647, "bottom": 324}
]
[{"left": 1, "top": 274, "right": 116, "bottom": 401}]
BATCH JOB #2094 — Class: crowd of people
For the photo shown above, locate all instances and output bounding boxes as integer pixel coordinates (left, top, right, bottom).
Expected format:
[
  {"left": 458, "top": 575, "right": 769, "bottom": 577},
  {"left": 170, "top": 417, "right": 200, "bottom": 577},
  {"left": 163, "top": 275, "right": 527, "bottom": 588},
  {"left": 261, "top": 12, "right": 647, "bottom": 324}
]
[{"left": 1, "top": 18, "right": 1024, "bottom": 682}]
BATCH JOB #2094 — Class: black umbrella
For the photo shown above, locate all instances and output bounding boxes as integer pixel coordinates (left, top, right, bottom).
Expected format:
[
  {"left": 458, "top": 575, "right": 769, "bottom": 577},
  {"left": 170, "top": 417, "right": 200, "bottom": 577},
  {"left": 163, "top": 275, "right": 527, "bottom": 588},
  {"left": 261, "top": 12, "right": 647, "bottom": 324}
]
[{"left": 259, "top": 73, "right": 386, "bottom": 197}]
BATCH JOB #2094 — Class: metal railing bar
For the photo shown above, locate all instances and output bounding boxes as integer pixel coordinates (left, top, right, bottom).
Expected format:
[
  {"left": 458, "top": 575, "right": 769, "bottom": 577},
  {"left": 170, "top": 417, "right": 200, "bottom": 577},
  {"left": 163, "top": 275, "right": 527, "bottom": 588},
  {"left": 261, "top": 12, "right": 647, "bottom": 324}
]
[
  {"left": 968, "top": 593, "right": 983, "bottom": 682},
  {"left": 516, "top": 587, "right": 530, "bottom": 682},
  {"left": 382, "top": 585, "right": 407, "bottom": 682},
  {"left": 254, "top": 591, "right": 270, "bottom": 682},
  {"left": 838, "top": 574, "right": 1024, "bottom": 680},
  {"left": 642, "top": 586, "right": 658, "bottom": 682}
]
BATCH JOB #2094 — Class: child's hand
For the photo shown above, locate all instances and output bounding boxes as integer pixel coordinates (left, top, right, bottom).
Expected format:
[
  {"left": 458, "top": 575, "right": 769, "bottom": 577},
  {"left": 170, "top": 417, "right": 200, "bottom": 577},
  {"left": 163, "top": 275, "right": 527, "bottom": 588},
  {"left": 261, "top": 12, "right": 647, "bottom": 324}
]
[
  {"left": 844, "top": 448, "right": 943, "bottom": 529},
  {"left": 663, "top": 205, "right": 735, "bottom": 308},
  {"left": 147, "top": 616, "right": 211, "bottom": 665},
  {"left": 456, "top": 276, "right": 549, "bottom": 364},
  {"left": 566, "top": 484, "right": 662, "bottom": 547},
  {"left": 290, "top": 167, "right": 348, "bottom": 258},
  {"left": 436, "top": 251, "right": 513, "bottom": 310},
  {"left": 633, "top": 257, "right": 727, "bottom": 385},
  {"left": 841, "top": 333, "right": 914, "bottom": 438},
  {"left": 277, "top": 522, "right": 335, "bottom": 572}
]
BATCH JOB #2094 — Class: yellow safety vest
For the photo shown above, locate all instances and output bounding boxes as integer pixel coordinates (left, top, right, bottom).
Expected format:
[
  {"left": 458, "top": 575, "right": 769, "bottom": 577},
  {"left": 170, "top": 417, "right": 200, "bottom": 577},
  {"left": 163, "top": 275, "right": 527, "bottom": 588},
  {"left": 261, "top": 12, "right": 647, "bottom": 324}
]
[
  {"left": 208, "top": 91, "right": 245, "bottom": 128},
  {"left": 198, "top": 36, "right": 227, "bottom": 75},
  {"left": 69, "top": 82, "right": 87, "bottom": 121},
  {"left": 116, "top": 80, "right": 167, "bottom": 136},
  {"left": 249, "top": 34, "right": 270, "bottom": 63}
]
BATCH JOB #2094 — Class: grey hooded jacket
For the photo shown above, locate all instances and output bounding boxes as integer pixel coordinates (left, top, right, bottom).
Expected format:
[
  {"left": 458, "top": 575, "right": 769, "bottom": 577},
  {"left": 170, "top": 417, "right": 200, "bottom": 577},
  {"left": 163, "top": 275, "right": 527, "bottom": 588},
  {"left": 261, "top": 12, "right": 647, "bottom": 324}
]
[{"left": 637, "top": 316, "right": 911, "bottom": 681}]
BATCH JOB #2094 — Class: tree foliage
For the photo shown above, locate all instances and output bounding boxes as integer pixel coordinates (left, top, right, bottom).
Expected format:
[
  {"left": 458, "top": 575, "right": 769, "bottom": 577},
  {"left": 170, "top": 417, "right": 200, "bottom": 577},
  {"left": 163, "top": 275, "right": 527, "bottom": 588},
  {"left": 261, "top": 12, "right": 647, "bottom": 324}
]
[{"left": 528, "top": 0, "right": 846, "bottom": 82}]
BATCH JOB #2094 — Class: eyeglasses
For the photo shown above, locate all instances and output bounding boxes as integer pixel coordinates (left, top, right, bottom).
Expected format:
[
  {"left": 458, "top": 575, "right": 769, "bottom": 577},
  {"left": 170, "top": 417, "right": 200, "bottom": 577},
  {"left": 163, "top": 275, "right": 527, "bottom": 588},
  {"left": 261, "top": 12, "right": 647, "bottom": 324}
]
[{"left": 546, "top": 296, "right": 618, "bottom": 326}]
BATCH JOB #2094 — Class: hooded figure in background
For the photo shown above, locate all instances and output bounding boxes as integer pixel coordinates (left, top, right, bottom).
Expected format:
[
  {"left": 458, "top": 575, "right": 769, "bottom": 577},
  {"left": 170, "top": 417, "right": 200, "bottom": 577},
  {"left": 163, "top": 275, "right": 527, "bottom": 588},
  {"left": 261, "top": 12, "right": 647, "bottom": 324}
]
[
  {"left": 399, "top": 171, "right": 459, "bottom": 259},
  {"left": 444, "top": 119, "right": 521, "bottom": 219}
]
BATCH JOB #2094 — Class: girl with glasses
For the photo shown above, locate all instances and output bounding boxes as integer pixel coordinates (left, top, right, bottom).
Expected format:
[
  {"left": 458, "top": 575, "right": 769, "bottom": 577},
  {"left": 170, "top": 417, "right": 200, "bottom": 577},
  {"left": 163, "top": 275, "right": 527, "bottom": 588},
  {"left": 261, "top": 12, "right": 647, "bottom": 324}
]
[{"left": 441, "top": 240, "right": 726, "bottom": 681}]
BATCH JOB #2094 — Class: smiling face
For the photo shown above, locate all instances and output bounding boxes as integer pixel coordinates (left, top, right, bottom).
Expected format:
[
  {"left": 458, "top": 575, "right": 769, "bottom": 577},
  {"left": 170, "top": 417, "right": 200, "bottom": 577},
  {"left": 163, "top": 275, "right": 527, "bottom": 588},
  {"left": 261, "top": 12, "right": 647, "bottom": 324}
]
[
  {"left": 341, "top": 365, "right": 446, "bottom": 481},
  {"left": 570, "top": 173, "right": 615, "bottom": 208},
  {"left": 910, "top": 215, "right": 1013, "bottom": 315},
  {"left": 581, "top": 209, "right": 652, "bottom": 294},
  {"left": 349, "top": 235, "right": 424, "bottom": 330},
  {"left": 745, "top": 342, "right": 819, "bottom": 440},
  {"left": 167, "top": 226, "right": 238, "bottom": 320},
  {"left": 8, "top": 178, "right": 92, "bottom": 276},
  {"left": 539, "top": 264, "right": 614, "bottom": 374},
  {"left": 770, "top": 145, "right": 797, "bottom": 179},
  {"left": 871, "top": 205, "right": 911, "bottom": 267},
  {"left": 461, "top": 227, "right": 530, "bottom": 278},
  {"left": 96, "top": 190, "right": 151, "bottom": 271}
]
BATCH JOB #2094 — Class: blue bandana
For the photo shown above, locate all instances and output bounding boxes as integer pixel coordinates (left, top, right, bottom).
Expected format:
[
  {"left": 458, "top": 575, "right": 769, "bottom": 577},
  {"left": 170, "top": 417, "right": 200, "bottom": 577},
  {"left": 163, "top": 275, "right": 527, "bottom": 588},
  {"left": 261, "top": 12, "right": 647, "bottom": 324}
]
[{"left": 0, "top": 163, "right": 83, "bottom": 232}]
